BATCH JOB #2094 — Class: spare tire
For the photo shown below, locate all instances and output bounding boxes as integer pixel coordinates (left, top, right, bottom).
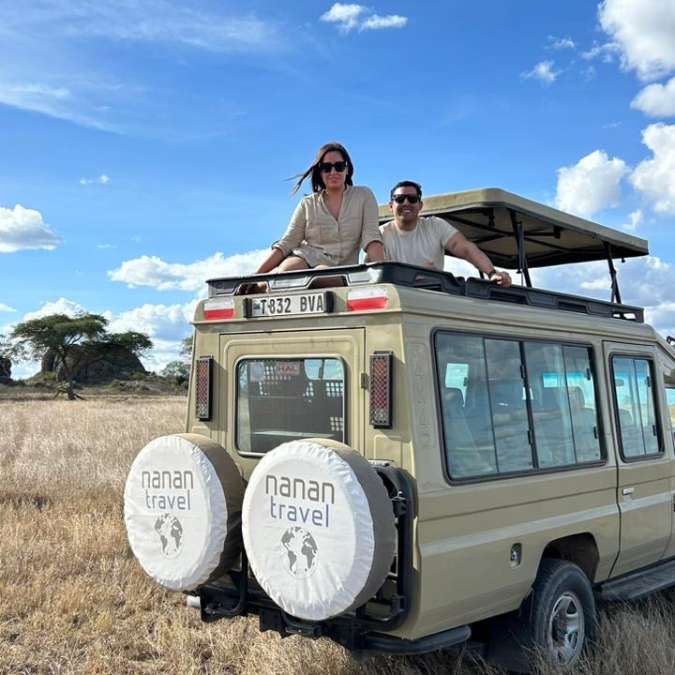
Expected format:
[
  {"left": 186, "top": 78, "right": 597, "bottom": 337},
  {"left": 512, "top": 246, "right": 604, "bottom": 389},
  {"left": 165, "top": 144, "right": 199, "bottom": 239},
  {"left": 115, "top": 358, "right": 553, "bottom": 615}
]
[
  {"left": 242, "top": 439, "right": 396, "bottom": 621},
  {"left": 124, "top": 433, "right": 244, "bottom": 591}
]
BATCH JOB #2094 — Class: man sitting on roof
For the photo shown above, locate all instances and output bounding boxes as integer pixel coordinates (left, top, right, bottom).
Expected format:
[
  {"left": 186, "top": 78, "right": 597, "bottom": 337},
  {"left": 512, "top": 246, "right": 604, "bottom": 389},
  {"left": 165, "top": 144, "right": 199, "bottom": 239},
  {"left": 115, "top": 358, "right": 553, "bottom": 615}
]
[{"left": 380, "top": 180, "right": 512, "bottom": 287}]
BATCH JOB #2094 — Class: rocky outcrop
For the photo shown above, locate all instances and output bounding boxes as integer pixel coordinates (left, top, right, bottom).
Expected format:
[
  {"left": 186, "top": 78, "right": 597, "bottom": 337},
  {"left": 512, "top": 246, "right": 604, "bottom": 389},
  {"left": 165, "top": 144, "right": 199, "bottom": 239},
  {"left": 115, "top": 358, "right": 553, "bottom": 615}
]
[{"left": 42, "top": 344, "right": 146, "bottom": 384}]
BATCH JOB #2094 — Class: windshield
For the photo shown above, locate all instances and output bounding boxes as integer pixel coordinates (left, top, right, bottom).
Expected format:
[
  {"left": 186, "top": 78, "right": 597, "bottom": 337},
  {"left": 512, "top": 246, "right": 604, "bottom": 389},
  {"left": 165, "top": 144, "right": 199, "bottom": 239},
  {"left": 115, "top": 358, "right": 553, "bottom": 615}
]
[{"left": 236, "top": 358, "right": 345, "bottom": 454}]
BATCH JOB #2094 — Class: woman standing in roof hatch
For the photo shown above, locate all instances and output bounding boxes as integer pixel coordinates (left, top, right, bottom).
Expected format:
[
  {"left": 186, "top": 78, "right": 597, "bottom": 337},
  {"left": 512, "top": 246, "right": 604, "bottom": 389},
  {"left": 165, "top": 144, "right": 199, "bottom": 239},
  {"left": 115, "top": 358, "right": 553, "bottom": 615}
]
[{"left": 256, "top": 142, "right": 385, "bottom": 273}]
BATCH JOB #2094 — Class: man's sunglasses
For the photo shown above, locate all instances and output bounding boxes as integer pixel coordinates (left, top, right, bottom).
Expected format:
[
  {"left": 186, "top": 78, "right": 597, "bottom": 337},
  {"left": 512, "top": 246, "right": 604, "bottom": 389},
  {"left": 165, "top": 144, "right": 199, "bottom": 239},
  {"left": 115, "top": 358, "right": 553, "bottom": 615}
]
[
  {"left": 392, "top": 194, "right": 421, "bottom": 204},
  {"left": 319, "top": 161, "right": 348, "bottom": 173}
]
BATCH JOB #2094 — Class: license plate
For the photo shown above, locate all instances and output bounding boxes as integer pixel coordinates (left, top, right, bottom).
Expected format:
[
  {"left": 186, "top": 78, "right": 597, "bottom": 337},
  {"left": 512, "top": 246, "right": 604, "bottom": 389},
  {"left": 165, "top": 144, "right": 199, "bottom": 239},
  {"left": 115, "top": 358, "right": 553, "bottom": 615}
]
[{"left": 249, "top": 292, "right": 330, "bottom": 318}]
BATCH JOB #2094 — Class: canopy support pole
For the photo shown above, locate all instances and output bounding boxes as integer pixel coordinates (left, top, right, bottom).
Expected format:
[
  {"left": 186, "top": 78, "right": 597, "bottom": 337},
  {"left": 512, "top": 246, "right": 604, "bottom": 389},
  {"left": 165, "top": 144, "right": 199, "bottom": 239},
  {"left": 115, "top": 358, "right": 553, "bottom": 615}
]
[
  {"left": 509, "top": 209, "right": 532, "bottom": 287},
  {"left": 604, "top": 242, "right": 622, "bottom": 304}
]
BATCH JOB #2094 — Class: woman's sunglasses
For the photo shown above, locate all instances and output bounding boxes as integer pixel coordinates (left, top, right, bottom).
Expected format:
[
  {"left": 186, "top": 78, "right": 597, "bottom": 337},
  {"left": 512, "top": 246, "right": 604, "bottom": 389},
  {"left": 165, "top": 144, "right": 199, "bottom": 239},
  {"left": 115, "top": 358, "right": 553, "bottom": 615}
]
[
  {"left": 319, "top": 161, "right": 348, "bottom": 174},
  {"left": 392, "top": 194, "right": 421, "bottom": 204}
]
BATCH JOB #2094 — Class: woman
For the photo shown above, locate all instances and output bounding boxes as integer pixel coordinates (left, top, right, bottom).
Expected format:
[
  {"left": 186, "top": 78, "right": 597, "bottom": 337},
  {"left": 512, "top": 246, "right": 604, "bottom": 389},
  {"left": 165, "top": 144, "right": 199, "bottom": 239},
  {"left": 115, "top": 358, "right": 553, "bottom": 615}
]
[{"left": 256, "top": 143, "right": 385, "bottom": 273}]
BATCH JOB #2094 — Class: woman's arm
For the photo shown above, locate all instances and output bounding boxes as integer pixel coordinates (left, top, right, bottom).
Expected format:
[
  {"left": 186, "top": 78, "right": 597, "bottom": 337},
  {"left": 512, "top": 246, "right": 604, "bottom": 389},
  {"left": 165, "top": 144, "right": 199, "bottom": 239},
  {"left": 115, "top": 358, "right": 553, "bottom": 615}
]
[{"left": 256, "top": 247, "right": 286, "bottom": 273}]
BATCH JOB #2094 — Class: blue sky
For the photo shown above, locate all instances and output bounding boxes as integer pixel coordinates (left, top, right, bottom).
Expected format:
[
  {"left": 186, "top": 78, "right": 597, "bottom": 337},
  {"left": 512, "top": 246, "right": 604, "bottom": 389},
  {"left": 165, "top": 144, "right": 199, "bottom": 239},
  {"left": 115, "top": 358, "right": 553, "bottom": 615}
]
[{"left": 2, "top": 0, "right": 675, "bottom": 376}]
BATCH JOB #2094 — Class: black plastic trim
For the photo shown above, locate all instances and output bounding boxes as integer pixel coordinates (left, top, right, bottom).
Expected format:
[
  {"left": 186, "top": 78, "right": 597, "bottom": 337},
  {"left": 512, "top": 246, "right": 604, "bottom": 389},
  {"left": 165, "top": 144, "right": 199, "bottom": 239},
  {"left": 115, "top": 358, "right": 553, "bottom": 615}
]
[{"left": 206, "top": 262, "right": 643, "bottom": 323}]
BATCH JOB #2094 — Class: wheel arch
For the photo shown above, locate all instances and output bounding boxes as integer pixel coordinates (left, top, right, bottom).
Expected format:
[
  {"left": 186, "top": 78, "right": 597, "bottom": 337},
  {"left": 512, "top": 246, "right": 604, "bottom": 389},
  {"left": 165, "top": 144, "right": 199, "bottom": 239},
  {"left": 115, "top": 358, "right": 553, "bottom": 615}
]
[{"left": 540, "top": 533, "right": 600, "bottom": 582}]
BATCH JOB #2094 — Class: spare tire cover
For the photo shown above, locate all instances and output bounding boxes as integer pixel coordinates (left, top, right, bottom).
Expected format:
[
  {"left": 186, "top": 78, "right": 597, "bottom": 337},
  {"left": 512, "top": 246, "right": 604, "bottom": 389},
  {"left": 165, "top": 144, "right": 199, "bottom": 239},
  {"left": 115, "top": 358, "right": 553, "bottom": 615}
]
[
  {"left": 124, "top": 433, "right": 244, "bottom": 591},
  {"left": 242, "top": 439, "right": 396, "bottom": 621}
]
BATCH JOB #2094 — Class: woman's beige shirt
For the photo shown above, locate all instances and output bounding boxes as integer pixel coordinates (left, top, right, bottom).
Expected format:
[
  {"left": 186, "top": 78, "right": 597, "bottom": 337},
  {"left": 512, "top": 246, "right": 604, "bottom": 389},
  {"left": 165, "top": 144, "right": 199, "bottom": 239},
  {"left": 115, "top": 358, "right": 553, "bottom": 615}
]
[{"left": 273, "top": 186, "right": 383, "bottom": 267}]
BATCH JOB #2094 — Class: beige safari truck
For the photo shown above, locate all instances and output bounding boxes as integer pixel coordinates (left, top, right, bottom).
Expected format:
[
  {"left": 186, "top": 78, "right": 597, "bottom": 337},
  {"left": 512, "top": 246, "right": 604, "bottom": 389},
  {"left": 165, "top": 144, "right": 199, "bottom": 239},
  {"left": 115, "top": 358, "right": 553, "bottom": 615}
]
[{"left": 123, "top": 189, "right": 675, "bottom": 671}]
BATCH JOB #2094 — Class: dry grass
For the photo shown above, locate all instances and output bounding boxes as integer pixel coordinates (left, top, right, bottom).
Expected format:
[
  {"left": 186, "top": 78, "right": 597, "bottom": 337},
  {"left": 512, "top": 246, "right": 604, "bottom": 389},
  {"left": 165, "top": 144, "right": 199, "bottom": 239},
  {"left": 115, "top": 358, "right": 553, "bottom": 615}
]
[{"left": 1, "top": 398, "right": 674, "bottom": 674}]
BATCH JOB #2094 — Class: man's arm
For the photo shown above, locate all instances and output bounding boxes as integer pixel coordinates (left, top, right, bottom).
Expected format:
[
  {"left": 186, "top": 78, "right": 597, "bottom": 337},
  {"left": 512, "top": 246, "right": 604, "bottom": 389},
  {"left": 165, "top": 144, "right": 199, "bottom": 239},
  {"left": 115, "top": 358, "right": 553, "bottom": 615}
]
[
  {"left": 364, "top": 240, "right": 385, "bottom": 262},
  {"left": 445, "top": 231, "right": 512, "bottom": 287}
]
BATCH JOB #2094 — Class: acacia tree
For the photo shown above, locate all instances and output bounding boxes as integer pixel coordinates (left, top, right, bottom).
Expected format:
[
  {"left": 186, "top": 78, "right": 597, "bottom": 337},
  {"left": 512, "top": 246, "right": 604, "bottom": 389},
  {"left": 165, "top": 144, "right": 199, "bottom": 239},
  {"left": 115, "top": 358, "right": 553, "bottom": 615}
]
[{"left": 10, "top": 314, "right": 152, "bottom": 399}]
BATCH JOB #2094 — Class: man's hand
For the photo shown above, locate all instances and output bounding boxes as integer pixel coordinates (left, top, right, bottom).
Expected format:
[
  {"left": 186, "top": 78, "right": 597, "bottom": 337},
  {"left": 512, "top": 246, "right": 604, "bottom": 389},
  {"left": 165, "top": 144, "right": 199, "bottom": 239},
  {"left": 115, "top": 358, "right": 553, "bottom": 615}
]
[{"left": 488, "top": 270, "right": 512, "bottom": 288}]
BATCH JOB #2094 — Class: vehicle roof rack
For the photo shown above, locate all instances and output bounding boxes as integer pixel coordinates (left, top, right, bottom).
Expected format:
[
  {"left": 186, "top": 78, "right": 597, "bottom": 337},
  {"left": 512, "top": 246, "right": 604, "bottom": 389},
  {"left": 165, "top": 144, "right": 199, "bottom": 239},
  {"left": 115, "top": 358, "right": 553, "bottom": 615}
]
[
  {"left": 379, "top": 187, "right": 649, "bottom": 302},
  {"left": 207, "top": 262, "right": 644, "bottom": 323}
]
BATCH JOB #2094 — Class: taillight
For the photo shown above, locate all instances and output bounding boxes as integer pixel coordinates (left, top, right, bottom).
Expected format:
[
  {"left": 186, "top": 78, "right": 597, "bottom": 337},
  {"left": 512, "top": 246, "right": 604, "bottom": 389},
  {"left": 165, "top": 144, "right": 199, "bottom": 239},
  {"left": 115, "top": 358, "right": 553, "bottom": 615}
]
[
  {"left": 347, "top": 287, "right": 388, "bottom": 312},
  {"left": 369, "top": 352, "right": 393, "bottom": 428},
  {"left": 204, "top": 298, "right": 235, "bottom": 321},
  {"left": 195, "top": 356, "right": 213, "bottom": 421}
]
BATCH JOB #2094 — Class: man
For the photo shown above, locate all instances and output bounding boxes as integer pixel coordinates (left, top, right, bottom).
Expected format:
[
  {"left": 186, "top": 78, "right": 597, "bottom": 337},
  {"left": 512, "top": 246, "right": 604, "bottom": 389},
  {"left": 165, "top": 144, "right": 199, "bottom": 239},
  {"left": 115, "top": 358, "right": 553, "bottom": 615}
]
[{"left": 381, "top": 181, "right": 512, "bottom": 287}]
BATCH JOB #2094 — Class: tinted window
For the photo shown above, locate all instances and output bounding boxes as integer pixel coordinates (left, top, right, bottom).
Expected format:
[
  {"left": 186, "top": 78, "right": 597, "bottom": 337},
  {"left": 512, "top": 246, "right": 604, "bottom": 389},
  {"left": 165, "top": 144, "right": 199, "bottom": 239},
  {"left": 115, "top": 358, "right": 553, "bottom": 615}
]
[
  {"left": 237, "top": 358, "right": 345, "bottom": 454},
  {"left": 525, "top": 343, "right": 576, "bottom": 468},
  {"left": 437, "top": 334, "right": 498, "bottom": 478},
  {"left": 612, "top": 357, "right": 661, "bottom": 459},
  {"left": 436, "top": 332, "right": 603, "bottom": 480},
  {"left": 563, "top": 347, "right": 602, "bottom": 462},
  {"left": 485, "top": 339, "right": 532, "bottom": 472},
  {"left": 666, "top": 388, "right": 675, "bottom": 434}
]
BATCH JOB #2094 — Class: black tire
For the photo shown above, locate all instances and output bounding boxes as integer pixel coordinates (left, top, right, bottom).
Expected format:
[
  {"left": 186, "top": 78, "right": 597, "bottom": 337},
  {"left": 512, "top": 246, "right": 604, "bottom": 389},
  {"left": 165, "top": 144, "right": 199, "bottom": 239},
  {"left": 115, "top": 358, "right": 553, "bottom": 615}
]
[{"left": 523, "top": 559, "right": 597, "bottom": 669}]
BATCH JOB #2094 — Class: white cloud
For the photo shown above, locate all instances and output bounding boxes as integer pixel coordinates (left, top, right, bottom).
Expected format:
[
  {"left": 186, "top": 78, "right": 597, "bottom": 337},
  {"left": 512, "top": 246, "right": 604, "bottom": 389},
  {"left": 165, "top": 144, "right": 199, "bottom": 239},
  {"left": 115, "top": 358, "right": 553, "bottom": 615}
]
[
  {"left": 0, "top": 304, "right": 16, "bottom": 313},
  {"left": 598, "top": 0, "right": 675, "bottom": 80},
  {"left": 108, "top": 249, "right": 268, "bottom": 292},
  {"left": 622, "top": 209, "right": 644, "bottom": 232},
  {"left": 532, "top": 256, "right": 675, "bottom": 338},
  {"left": 320, "top": 3, "right": 408, "bottom": 33},
  {"left": 631, "top": 76, "right": 675, "bottom": 117},
  {"left": 0, "top": 204, "right": 62, "bottom": 253},
  {"left": 80, "top": 174, "right": 111, "bottom": 186},
  {"left": 108, "top": 303, "right": 193, "bottom": 342},
  {"left": 0, "top": 80, "right": 118, "bottom": 132},
  {"left": 361, "top": 14, "right": 408, "bottom": 31},
  {"left": 23, "top": 298, "right": 86, "bottom": 321},
  {"left": 554, "top": 150, "right": 629, "bottom": 218},
  {"left": 581, "top": 41, "right": 622, "bottom": 63},
  {"left": 320, "top": 3, "right": 366, "bottom": 31},
  {"left": 548, "top": 35, "right": 576, "bottom": 50},
  {"left": 631, "top": 123, "right": 675, "bottom": 213},
  {"left": 521, "top": 60, "right": 559, "bottom": 85},
  {"left": 4, "top": 1, "right": 281, "bottom": 54}
]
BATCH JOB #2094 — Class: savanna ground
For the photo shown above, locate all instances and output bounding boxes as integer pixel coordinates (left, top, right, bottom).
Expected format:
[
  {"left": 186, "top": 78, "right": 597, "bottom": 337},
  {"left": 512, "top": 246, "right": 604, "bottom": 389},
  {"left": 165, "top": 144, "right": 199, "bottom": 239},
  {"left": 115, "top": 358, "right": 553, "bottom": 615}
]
[{"left": 2, "top": 395, "right": 675, "bottom": 674}]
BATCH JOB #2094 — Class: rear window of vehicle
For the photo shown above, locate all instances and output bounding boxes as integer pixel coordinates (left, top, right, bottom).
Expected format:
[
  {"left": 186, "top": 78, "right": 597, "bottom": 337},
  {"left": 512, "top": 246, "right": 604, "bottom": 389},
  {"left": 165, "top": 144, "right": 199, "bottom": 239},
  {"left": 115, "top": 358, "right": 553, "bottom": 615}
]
[{"left": 236, "top": 358, "right": 345, "bottom": 455}]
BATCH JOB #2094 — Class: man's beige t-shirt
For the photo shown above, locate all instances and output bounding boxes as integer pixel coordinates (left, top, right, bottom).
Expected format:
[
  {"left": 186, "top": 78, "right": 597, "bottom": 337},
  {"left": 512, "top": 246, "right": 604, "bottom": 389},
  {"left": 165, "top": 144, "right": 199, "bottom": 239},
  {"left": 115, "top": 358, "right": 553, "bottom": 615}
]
[
  {"left": 380, "top": 216, "right": 458, "bottom": 270},
  {"left": 273, "top": 185, "right": 382, "bottom": 267}
]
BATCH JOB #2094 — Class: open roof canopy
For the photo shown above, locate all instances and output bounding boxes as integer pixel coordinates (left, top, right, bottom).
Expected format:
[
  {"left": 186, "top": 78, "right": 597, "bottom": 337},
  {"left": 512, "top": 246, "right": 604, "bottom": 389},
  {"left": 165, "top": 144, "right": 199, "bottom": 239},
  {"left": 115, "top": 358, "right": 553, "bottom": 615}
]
[{"left": 378, "top": 187, "right": 648, "bottom": 270}]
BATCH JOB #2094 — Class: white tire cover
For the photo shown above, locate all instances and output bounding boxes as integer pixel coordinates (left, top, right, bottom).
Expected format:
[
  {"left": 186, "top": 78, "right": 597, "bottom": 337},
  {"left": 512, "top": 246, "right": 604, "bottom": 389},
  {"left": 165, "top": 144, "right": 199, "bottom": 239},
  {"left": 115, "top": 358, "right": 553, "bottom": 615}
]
[
  {"left": 242, "top": 439, "right": 396, "bottom": 621},
  {"left": 124, "top": 433, "right": 244, "bottom": 591}
]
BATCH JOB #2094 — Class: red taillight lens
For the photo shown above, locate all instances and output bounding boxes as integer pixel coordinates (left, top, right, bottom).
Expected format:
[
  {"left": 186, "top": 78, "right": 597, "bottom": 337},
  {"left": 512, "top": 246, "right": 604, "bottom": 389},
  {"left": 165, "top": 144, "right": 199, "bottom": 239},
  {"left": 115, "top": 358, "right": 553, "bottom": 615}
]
[
  {"left": 346, "top": 287, "right": 388, "bottom": 312},
  {"left": 195, "top": 356, "right": 213, "bottom": 421},
  {"left": 370, "top": 352, "right": 393, "bottom": 428},
  {"left": 204, "top": 298, "right": 235, "bottom": 321}
]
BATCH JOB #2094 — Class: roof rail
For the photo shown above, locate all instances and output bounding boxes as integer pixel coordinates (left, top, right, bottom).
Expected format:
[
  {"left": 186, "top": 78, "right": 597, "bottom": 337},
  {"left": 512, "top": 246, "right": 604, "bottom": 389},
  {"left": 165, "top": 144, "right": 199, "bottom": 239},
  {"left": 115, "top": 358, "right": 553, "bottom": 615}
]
[{"left": 206, "top": 262, "right": 644, "bottom": 323}]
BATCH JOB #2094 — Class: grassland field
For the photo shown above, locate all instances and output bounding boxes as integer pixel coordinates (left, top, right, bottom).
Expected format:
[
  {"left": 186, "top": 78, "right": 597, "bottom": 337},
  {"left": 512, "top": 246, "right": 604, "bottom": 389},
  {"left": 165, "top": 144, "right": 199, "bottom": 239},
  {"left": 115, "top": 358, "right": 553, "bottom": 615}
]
[{"left": 2, "top": 395, "right": 675, "bottom": 674}]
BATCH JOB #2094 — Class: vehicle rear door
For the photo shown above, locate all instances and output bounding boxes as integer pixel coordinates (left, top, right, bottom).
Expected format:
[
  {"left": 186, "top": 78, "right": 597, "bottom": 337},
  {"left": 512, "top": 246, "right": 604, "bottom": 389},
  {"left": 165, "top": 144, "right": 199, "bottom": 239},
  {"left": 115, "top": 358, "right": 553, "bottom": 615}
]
[{"left": 220, "top": 328, "right": 365, "bottom": 479}]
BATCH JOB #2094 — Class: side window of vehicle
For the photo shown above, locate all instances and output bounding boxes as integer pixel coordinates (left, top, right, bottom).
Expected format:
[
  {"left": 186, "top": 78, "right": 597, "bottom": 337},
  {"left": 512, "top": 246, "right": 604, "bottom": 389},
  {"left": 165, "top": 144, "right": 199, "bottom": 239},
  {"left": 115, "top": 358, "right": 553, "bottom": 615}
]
[
  {"left": 436, "top": 332, "right": 604, "bottom": 480},
  {"left": 563, "top": 346, "right": 602, "bottom": 462},
  {"left": 436, "top": 333, "right": 498, "bottom": 478},
  {"left": 665, "top": 387, "right": 675, "bottom": 446},
  {"left": 485, "top": 339, "right": 532, "bottom": 473},
  {"left": 612, "top": 357, "right": 661, "bottom": 459},
  {"left": 524, "top": 342, "right": 576, "bottom": 468}
]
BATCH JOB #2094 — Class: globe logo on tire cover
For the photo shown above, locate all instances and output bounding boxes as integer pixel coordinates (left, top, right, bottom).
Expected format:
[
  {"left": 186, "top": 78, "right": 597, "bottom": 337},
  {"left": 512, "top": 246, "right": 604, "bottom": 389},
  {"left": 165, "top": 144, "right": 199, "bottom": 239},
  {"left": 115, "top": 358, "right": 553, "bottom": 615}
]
[
  {"left": 154, "top": 514, "right": 183, "bottom": 558},
  {"left": 281, "top": 526, "right": 318, "bottom": 578}
]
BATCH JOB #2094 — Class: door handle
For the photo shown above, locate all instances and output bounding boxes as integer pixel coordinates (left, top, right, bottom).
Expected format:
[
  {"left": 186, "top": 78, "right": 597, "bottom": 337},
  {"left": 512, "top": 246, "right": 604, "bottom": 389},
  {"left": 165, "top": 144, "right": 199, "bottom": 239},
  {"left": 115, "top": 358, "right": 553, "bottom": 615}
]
[{"left": 622, "top": 487, "right": 635, "bottom": 496}]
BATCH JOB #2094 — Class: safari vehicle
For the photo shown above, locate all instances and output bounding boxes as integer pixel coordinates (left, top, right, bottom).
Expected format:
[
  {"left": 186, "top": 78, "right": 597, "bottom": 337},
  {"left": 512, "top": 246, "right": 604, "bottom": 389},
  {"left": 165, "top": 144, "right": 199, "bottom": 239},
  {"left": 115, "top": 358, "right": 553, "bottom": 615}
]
[{"left": 123, "top": 188, "right": 675, "bottom": 671}]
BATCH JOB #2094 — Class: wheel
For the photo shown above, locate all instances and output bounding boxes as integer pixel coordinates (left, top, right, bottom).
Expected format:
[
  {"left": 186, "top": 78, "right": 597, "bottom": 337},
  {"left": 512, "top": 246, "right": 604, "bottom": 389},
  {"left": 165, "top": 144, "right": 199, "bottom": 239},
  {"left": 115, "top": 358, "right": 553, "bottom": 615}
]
[{"left": 525, "top": 559, "right": 597, "bottom": 669}]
